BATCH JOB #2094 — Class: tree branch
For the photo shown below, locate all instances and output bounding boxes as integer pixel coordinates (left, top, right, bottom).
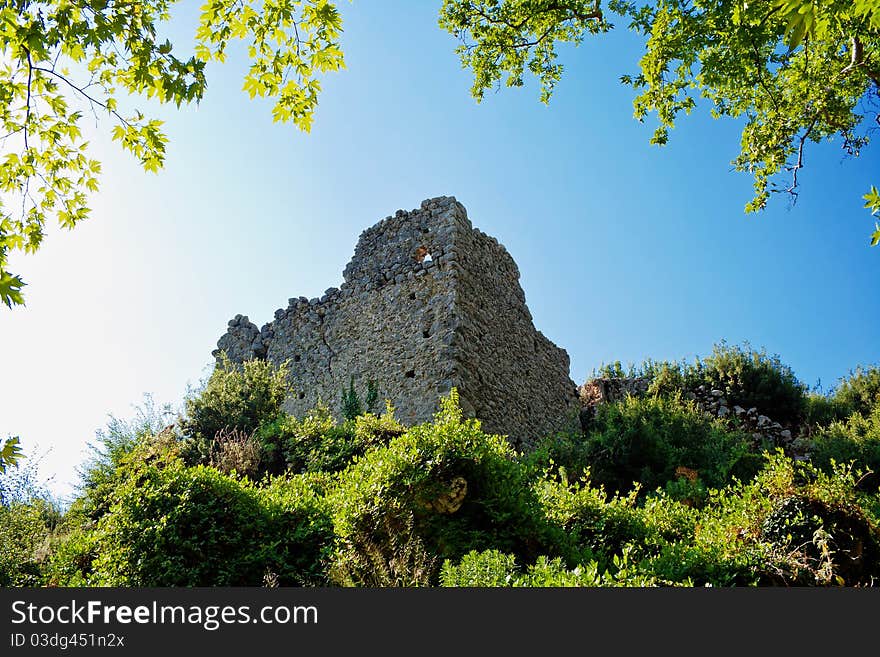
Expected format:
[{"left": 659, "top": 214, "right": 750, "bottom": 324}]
[
  {"left": 839, "top": 36, "right": 863, "bottom": 78},
  {"left": 23, "top": 47, "right": 33, "bottom": 151},
  {"left": 31, "top": 65, "right": 132, "bottom": 129}
]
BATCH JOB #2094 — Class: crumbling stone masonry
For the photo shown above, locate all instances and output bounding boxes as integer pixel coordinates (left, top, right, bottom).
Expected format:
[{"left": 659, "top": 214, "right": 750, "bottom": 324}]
[{"left": 214, "top": 196, "right": 579, "bottom": 447}]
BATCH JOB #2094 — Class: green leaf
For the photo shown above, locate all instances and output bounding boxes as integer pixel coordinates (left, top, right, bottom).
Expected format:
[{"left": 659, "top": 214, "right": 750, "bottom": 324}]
[
  {"left": 0, "top": 270, "right": 26, "bottom": 308},
  {"left": 0, "top": 436, "right": 23, "bottom": 473},
  {"left": 864, "top": 186, "right": 880, "bottom": 216}
]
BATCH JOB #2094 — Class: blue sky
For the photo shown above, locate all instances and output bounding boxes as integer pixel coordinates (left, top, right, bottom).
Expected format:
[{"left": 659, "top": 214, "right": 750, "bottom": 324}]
[{"left": 2, "top": 2, "right": 878, "bottom": 500}]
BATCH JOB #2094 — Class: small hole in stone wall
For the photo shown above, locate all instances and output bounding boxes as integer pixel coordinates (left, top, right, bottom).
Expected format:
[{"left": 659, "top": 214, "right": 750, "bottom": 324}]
[
  {"left": 414, "top": 246, "right": 432, "bottom": 263},
  {"left": 294, "top": 355, "right": 301, "bottom": 362},
  {"left": 409, "top": 292, "right": 416, "bottom": 300},
  {"left": 298, "top": 392, "right": 305, "bottom": 400},
  {"left": 405, "top": 370, "right": 415, "bottom": 378},
  {"left": 422, "top": 330, "right": 430, "bottom": 339}
]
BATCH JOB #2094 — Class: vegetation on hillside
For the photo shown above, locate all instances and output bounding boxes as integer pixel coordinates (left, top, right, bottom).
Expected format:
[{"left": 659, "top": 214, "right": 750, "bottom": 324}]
[{"left": 2, "top": 342, "right": 879, "bottom": 587}]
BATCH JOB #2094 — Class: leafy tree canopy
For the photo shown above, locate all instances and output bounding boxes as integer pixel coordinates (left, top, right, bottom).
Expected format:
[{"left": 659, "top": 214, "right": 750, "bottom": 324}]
[
  {"left": 0, "top": 0, "right": 344, "bottom": 307},
  {"left": 439, "top": 0, "right": 880, "bottom": 243}
]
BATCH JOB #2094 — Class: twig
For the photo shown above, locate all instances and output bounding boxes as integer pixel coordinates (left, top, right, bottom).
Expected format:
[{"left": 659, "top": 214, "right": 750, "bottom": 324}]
[{"left": 31, "top": 65, "right": 133, "bottom": 129}]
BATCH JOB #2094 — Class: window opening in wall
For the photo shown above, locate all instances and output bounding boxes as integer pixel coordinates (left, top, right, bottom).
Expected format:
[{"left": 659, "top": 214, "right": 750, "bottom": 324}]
[
  {"left": 294, "top": 355, "right": 301, "bottom": 362},
  {"left": 422, "top": 330, "right": 430, "bottom": 339},
  {"left": 409, "top": 292, "right": 416, "bottom": 300},
  {"left": 405, "top": 369, "right": 415, "bottom": 378},
  {"left": 414, "top": 246, "right": 432, "bottom": 263},
  {"left": 298, "top": 392, "right": 305, "bottom": 400}
]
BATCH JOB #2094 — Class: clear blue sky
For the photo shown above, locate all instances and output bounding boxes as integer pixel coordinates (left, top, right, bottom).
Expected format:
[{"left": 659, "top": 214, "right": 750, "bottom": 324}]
[{"left": 2, "top": 3, "right": 878, "bottom": 500}]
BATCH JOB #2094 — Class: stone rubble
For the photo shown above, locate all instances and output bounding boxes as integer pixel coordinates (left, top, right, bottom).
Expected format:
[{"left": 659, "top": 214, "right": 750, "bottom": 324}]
[{"left": 577, "top": 377, "right": 803, "bottom": 451}]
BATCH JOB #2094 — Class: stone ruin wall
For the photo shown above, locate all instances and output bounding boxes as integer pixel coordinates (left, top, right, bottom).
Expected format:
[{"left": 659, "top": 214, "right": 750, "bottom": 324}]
[
  {"left": 451, "top": 218, "right": 579, "bottom": 443},
  {"left": 214, "top": 196, "right": 579, "bottom": 447}
]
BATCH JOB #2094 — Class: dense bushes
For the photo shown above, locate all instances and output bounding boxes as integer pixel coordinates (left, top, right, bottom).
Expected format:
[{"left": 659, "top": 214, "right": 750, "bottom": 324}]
[
  {"left": 441, "top": 455, "right": 880, "bottom": 587},
  {"left": 599, "top": 342, "right": 808, "bottom": 425},
  {"left": 258, "top": 403, "right": 348, "bottom": 475},
  {"left": 179, "top": 358, "right": 404, "bottom": 479},
  {"left": 832, "top": 365, "right": 880, "bottom": 419},
  {"left": 256, "top": 401, "right": 406, "bottom": 476},
  {"left": 537, "top": 475, "right": 693, "bottom": 568},
  {"left": 809, "top": 406, "right": 880, "bottom": 488},
  {"left": 440, "top": 549, "right": 658, "bottom": 587},
  {"left": 79, "top": 428, "right": 183, "bottom": 520},
  {"left": 53, "top": 459, "right": 334, "bottom": 586},
  {"left": 578, "top": 395, "right": 763, "bottom": 496},
  {"left": 803, "top": 393, "right": 853, "bottom": 430},
  {"left": 329, "top": 390, "right": 559, "bottom": 585},
  {"left": 9, "top": 341, "right": 880, "bottom": 589},
  {"left": 79, "top": 394, "right": 175, "bottom": 498},
  {"left": 693, "top": 343, "right": 806, "bottom": 425},
  {"left": 0, "top": 499, "right": 58, "bottom": 586},
  {"left": 180, "top": 355, "right": 290, "bottom": 470}
]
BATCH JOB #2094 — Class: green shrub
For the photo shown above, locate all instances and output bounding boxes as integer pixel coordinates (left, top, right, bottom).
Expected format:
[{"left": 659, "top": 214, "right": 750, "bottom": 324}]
[
  {"left": 646, "top": 455, "right": 880, "bottom": 586},
  {"left": 329, "top": 510, "right": 437, "bottom": 587},
  {"left": 592, "top": 361, "right": 634, "bottom": 379},
  {"left": 364, "top": 380, "right": 380, "bottom": 415},
  {"left": 180, "top": 355, "right": 290, "bottom": 471},
  {"left": 529, "top": 452, "right": 880, "bottom": 587},
  {"left": 339, "top": 377, "right": 383, "bottom": 421},
  {"left": 833, "top": 365, "right": 880, "bottom": 418},
  {"left": 257, "top": 474, "right": 337, "bottom": 586},
  {"left": 760, "top": 493, "right": 880, "bottom": 585},
  {"left": 80, "top": 428, "right": 182, "bottom": 520},
  {"left": 79, "top": 394, "right": 176, "bottom": 498},
  {"left": 803, "top": 393, "right": 852, "bottom": 430},
  {"left": 514, "top": 552, "right": 660, "bottom": 586},
  {"left": 440, "top": 549, "right": 659, "bottom": 587},
  {"left": 536, "top": 474, "right": 698, "bottom": 568},
  {"left": 538, "top": 477, "right": 646, "bottom": 564},
  {"left": 757, "top": 458, "right": 880, "bottom": 585},
  {"left": 46, "top": 511, "right": 100, "bottom": 587},
  {"left": 329, "top": 390, "right": 559, "bottom": 585},
  {"left": 691, "top": 342, "right": 806, "bottom": 425},
  {"left": 862, "top": 492, "right": 880, "bottom": 527},
  {"left": 340, "top": 376, "right": 364, "bottom": 421},
  {"left": 0, "top": 499, "right": 58, "bottom": 586},
  {"left": 534, "top": 466, "right": 773, "bottom": 586},
  {"left": 809, "top": 406, "right": 880, "bottom": 489},
  {"left": 439, "top": 549, "right": 518, "bottom": 586},
  {"left": 258, "top": 402, "right": 364, "bottom": 475},
  {"left": 353, "top": 401, "right": 406, "bottom": 448},
  {"left": 637, "top": 482, "right": 779, "bottom": 586},
  {"left": 645, "top": 361, "right": 689, "bottom": 398},
  {"left": 521, "top": 431, "right": 592, "bottom": 484},
  {"left": 582, "top": 395, "right": 762, "bottom": 495},
  {"left": 85, "top": 460, "right": 333, "bottom": 586},
  {"left": 595, "top": 342, "right": 808, "bottom": 425}
]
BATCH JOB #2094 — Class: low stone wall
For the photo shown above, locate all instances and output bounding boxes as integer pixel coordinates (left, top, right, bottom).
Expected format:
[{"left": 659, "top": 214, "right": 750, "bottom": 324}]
[{"left": 578, "top": 376, "right": 797, "bottom": 450}]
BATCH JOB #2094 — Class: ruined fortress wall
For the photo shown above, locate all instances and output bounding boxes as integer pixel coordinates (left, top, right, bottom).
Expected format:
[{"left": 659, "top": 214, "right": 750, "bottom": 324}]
[
  {"left": 214, "top": 196, "right": 578, "bottom": 446},
  {"left": 452, "top": 224, "right": 579, "bottom": 443}
]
